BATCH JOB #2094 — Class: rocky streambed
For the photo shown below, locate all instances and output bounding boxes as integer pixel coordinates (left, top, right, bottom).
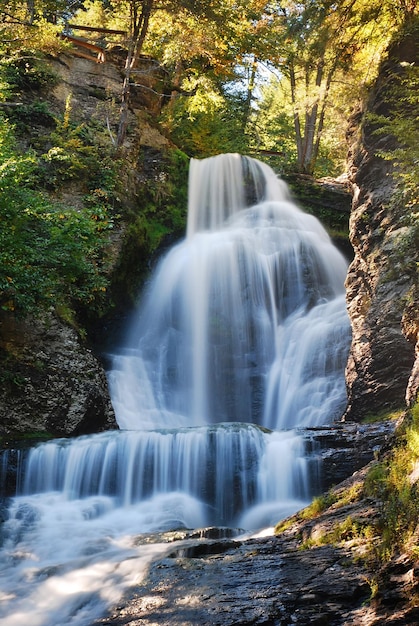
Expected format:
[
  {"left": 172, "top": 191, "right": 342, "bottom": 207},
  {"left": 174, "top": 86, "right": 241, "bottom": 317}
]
[
  {"left": 89, "top": 418, "right": 419, "bottom": 626},
  {"left": 94, "top": 464, "right": 419, "bottom": 626}
]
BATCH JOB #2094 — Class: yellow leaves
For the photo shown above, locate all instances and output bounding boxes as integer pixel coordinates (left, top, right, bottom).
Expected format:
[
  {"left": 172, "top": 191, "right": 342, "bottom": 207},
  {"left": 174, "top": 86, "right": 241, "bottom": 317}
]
[{"left": 186, "top": 78, "right": 224, "bottom": 117}]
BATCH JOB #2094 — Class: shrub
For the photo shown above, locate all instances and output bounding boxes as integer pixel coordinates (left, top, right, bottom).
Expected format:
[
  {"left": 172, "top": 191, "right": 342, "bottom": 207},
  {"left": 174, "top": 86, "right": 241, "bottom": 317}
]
[
  {"left": 0, "top": 115, "right": 112, "bottom": 318},
  {"left": 364, "top": 399, "right": 419, "bottom": 561}
]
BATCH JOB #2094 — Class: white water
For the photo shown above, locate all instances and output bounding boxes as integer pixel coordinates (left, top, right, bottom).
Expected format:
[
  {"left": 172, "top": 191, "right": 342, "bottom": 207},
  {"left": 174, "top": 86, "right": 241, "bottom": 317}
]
[{"left": 0, "top": 153, "right": 351, "bottom": 625}]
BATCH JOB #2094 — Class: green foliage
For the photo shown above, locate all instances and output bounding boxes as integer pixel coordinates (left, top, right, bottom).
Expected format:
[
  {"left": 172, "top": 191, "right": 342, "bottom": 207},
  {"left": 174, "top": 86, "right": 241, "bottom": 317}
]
[
  {"left": 113, "top": 147, "right": 189, "bottom": 302},
  {"left": 274, "top": 482, "right": 364, "bottom": 535},
  {"left": 300, "top": 492, "right": 338, "bottom": 519},
  {"left": 248, "top": 78, "right": 298, "bottom": 172},
  {"left": 135, "top": 147, "right": 189, "bottom": 242},
  {"left": 368, "top": 20, "right": 419, "bottom": 213},
  {"left": 249, "top": 0, "right": 396, "bottom": 175},
  {"left": 361, "top": 407, "right": 405, "bottom": 424},
  {"left": 3, "top": 101, "right": 56, "bottom": 135},
  {"left": 33, "top": 96, "right": 117, "bottom": 192},
  {"left": 160, "top": 78, "right": 251, "bottom": 158},
  {"left": 298, "top": 515, "right": 374, "bottom": 551},
  {"left": 0, "top": 53, "right": 58, "bottom": 94},
  {"left": 364, "top": 399, "right": 419, "bottom": 561},
  {"left": 0, "top": 114, "right": 113, "bottom": 318},
  {"left": 366, "top": 23, "right": 419, "bottom": 289}
]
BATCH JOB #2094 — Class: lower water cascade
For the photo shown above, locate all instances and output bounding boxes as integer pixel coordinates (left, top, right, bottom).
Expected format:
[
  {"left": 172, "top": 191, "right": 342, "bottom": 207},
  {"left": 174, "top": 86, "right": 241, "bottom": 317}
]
[{"left": 0, "top": 154, "right": 351, "bottom": 625}]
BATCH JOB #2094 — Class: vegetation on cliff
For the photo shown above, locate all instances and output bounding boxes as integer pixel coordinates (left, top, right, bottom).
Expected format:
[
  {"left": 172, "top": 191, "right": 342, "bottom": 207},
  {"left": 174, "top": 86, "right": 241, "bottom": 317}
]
[
  {"left": 369, "top": 18, "right": 419, "bottom": 295},
  {"left": 0, "top": 104, "right": 114, "bottom": 319},
  {"left": 0, "top": 2, "right": 417, "bottom": 320},
  {"left": 0, "top": 52, "right": 189, "bottom": 321}
]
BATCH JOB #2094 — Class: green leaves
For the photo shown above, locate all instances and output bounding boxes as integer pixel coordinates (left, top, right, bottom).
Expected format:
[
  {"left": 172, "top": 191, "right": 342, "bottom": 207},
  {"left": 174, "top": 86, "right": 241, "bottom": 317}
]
[{"left": 0, "top": 116, "right": 112, "bottom": 318}]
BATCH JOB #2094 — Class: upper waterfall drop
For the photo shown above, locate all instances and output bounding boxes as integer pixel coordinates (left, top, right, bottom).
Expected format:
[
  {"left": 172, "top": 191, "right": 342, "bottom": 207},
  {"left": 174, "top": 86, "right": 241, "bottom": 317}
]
[
  {"left": 186, "top": 153, "right": 290, "bottom": 236},
  {"left": 108, "top": 153, "right": 351, "bottom": 431}
]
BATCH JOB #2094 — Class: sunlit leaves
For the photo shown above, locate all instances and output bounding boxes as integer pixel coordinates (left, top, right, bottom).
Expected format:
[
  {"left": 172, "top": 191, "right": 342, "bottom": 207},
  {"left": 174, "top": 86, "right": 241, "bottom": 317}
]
[{"left": 248, "top": 0, "right": 412, "bottom": 174}]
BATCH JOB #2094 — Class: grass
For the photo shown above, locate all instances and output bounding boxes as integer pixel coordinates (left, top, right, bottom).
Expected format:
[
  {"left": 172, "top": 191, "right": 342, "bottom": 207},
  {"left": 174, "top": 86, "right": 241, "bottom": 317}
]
[
  {"left": 274, "top": 482, "right": 363, "bottom": 535},
  {"left": 275, "top": 400, "right": 419, "bottom": 565},
  {"left": 363, "top": 400, "right": 419, "bottom": 561}
]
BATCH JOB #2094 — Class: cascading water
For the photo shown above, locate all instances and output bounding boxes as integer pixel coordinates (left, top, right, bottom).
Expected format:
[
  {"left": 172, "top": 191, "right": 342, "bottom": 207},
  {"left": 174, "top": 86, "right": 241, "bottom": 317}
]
[{"left": 0, "top": 153, "right": 351, "bottom": 625}]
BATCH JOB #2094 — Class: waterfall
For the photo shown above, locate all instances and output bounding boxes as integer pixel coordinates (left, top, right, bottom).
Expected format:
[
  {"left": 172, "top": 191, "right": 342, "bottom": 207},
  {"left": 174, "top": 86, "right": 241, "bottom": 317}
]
[
  {"left": 0, "top": 153, "right": 351, "bottom": 625},
  {"left": 108, "top": 154, "right": 349, "bottom": 431}
]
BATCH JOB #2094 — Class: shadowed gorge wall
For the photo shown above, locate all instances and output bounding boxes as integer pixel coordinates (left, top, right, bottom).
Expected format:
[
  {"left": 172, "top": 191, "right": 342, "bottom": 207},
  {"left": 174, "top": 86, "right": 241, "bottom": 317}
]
[{"left": 344, "top": 21, "right": 419, "bottom": 420}]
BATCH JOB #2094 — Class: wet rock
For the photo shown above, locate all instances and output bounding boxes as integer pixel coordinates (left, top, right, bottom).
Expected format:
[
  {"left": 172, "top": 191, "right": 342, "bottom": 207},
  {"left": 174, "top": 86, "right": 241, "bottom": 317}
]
[
  {"left": 0, "top": 311, "right": 116, "bottom": 439},
  {"left": 94, "top": 465, "right": 419, "bottom": 626},
  {"left": 93, "top": 532, "right": 372, "bottom": 625},
  {"left": 303, "top": 420, "right": 397, "bottom": 491}
]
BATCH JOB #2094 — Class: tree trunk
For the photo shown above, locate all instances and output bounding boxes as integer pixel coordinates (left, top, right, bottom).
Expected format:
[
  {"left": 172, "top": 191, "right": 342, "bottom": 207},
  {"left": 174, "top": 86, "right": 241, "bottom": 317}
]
[
  {"left": 242, "top": 56, "right": 258, "bottom": 132},
  {"left": 116, "top": 46, "right": 133, "bottom": 149},
  {"left": 289, "top": 63, "right": 304, "bottom": 167},
  {"left": 116, "top": 0, "right": 154, "bottom": 149},
  {"left": 300, "top": 59, "right": 324, "bottom": 174}
]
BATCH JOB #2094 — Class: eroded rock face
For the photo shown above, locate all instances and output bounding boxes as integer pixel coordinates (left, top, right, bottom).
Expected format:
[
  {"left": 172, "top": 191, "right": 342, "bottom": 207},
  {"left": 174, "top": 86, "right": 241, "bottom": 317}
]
[
  {"left": 0, "top": 311, "right": 116, "bottom": 438},
  {"left": 49, "top": 52, "right": 172, "bottom": 151},
  {"left": 344, "top": 33, "right": 419, "bottom": 420}
]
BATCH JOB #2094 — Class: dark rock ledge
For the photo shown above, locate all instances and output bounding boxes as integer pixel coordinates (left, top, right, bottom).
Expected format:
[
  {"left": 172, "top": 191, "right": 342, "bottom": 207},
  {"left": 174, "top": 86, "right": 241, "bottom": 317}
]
[{"left": 94, "top": 465, "right": 419, "bottom": 626}]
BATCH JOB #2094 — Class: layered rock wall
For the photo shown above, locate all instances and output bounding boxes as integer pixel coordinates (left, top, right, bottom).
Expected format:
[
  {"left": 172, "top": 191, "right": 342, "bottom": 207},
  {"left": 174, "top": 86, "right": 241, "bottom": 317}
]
[{"left": 344, "top": 29, "right": 419, "bottom": 420}]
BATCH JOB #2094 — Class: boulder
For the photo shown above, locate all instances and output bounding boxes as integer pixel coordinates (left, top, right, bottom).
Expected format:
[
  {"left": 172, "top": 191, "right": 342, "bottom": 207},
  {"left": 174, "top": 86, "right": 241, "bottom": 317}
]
[{"left": 0, "top": 311, "right": 116, "bottom": 439}]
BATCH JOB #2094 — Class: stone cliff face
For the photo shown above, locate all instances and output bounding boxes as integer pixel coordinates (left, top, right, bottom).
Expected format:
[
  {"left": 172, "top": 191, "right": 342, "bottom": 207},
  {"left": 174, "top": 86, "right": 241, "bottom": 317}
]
[
  {"left": 0, "top": 312, "right": 116, "bottom": 438},
  {"left": 344, "top": 30, "right": 419, "bottom": 421}
]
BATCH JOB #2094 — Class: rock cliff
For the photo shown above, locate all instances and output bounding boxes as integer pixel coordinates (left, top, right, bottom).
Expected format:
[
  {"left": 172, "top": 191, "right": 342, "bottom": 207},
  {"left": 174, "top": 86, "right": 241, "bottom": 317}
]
[
  {"left": 0, "top": 51, "right": 176, "bottom": 439},
  {"left": 344, "top": 28, "right": 419, "bottom": 421},
  {"left": 0, "top": 311, "right": 116, "bottom": 438}
]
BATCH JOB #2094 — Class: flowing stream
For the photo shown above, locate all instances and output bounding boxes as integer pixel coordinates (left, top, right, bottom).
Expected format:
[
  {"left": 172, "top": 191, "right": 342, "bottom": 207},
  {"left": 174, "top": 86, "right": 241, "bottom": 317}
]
[{"left": 0, "top": 154, "right": 351, "bottom": 625}]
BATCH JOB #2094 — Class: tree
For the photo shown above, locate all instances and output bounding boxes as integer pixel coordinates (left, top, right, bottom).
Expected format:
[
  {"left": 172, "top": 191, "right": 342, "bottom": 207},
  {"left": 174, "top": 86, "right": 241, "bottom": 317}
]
[
  {"left": 74, "top": 0, "right": 269, "bottom": 149},
  {"left": 114, "top": 0, "right": 153, "bottom": 146},
  {"left": 252, "top": 2, "right": 376, "bottom": 173},
  {"left": 250, "top": 0, "right": 416, "bottom": 174},
  {"left": 143, "top": 0, "right": 270, "bottom": 154}
]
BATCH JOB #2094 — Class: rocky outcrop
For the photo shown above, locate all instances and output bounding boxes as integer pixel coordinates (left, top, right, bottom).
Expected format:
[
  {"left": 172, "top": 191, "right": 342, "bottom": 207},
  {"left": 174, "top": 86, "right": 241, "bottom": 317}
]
[
  {"left": 48, "top": 52, "right": 172, "bottom": 152},
  {"left": 344, "top": 29, "right": 419, "bottom": 421},
  {"left": 93, "top": 466, "right": 419, "bottom": 626},
  {"left": 0, "top": 311, "right": 116, "bottom": 439},
  {"left": 305, "top": 419, "right": 397, "bottom": 492}
]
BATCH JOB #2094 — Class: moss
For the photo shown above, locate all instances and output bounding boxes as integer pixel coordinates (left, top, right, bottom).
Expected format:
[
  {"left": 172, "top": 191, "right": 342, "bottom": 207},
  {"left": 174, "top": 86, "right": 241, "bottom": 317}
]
[
  {"left": 298, "top": 516, "right": 374, "bottom": 551},
  {"left": 0, "top": 430, "right": 56, "bottom": 450},
  {"left": 361, "top": 407, "right": 405, "bottom": 424},
  {"left": 274, "top": 482, "right": 364, "bottom": 536}
]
